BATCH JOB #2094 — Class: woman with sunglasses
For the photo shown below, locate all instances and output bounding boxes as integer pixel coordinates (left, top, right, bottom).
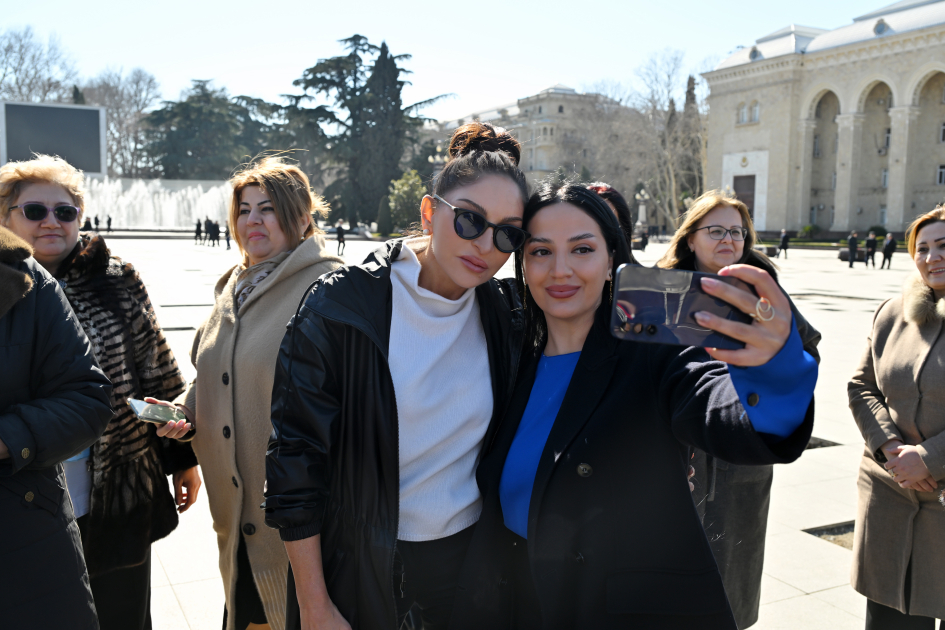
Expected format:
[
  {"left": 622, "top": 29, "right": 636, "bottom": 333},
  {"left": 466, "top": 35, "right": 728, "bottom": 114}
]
[
  {"left": 656, "top": 190, "right": 820, "bottom": 629},
  {"left": 263, "top": 122, "right": 529, "bottom": 630},
  {"left": 0, "top": 154, "right": 200, "bottom": 630}
]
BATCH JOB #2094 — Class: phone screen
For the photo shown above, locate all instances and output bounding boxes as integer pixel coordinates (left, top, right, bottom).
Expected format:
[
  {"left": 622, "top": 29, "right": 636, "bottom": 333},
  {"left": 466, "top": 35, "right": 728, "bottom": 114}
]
[
  {"left": 610, "top": 264, "right": 754, "bottom": 349},
  {"left": 128, "top": 398, "right": 186, "bottom": 424}
]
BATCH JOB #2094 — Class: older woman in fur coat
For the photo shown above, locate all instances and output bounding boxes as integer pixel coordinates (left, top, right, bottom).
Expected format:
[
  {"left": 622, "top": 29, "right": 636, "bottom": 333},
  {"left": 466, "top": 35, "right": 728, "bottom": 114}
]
[
  {"left": 0, "top": 156, "right": 200, "bottom": 630},
  {"left": 849, "top": 206, "right": 945, "bottom": 629},
  {"left": 155, "top": 157, "right": 343, "bottom": 630}
]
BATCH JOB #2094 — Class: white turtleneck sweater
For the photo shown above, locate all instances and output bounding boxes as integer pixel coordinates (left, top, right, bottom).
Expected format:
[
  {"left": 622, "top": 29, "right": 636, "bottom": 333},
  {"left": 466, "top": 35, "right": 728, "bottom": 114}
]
[{"left": 389, "top": 242, "right": 493, "bottom": 542}]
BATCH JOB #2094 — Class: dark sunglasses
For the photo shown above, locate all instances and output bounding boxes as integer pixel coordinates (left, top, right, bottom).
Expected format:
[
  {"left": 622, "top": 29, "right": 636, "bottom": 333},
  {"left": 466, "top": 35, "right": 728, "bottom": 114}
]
[
  {"left": 11, "top": 203, "right": 80, "bottom": 222},
  {"left": 433, "top": 194, "right": 527, "bottom": 253}
]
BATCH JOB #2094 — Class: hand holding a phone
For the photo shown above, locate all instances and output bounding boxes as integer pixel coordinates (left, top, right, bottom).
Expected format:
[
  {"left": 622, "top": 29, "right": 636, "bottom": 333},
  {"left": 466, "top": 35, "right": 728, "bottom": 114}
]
[
  {"left": 694, "top": 264, "right": 792, "bottom": 367},
  {"left": 143, "top": 397, "right": 195, "bottom": 440}
]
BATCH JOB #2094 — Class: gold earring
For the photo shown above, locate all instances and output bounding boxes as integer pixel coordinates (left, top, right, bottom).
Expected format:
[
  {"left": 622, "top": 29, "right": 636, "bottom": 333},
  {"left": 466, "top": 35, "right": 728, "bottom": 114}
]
[{"left": 609, "top": 279, "right": 614, "bottom": 304}]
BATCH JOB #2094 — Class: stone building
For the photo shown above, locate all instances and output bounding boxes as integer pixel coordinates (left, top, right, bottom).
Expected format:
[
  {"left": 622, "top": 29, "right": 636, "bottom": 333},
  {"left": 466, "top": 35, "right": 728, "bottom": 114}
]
[{"left": 703, "top": 0, "right": 945, "bottom": 236}]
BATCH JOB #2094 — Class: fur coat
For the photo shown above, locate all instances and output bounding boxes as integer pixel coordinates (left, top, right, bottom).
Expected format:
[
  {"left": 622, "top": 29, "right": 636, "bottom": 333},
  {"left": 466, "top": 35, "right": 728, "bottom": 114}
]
[
  {"left": 175, "top": 234, "right": 343, "bottom": 630},
  {"left": 57, "top": 232, "right": 195, "bottom": 576},
  {"left": 848, "top": 273, "right": 945, "bottom": 618}
]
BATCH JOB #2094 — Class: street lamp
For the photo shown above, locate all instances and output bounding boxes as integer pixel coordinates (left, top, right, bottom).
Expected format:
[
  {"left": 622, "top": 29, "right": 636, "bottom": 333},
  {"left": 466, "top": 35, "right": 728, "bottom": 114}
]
[
  {"left": 634, "top": 189, "right": 650, "bottom": 238},
  {"left": 427, "top": 145, "right": 446, "bottom": 178}
]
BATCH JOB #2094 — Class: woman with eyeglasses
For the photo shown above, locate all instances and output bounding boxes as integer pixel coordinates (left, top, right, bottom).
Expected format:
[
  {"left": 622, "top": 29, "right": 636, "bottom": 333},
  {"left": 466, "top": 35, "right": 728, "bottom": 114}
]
[
  {"left": 263, "top": 122, "right": 529, "bottom": 630},
  {"left": 0, "top": 154, "right": 199, "bottom": 630},
  {"left": 655, "top": 190, "right": 821, "bottom": 630}
]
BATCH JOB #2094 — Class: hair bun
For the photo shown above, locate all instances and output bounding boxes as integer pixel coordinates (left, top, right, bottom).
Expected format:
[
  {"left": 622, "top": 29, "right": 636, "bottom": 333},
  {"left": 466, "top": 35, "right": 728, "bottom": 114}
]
[{"left": 447, "top": 122, "right": 521, "bottom": 166}]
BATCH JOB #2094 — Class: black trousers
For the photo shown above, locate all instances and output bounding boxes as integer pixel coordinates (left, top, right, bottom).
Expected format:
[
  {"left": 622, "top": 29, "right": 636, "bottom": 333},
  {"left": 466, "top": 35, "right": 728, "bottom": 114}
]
[
  {"left": 881, "top": 253, "right": 893, "bottom": 269},
  {"left": 77, "top": 515, "right": 152, "bottom": 630},
  {"left": 865, "top": 250, "right": 876, "bottom": 267},
  {"left": 849, "top": 249, "right": 856, "bottom": 267},
  {"left": 394, "top": 525, "right": 476, "bottom": 630},
  {"left": 223, "top": 533, "right": 268, "bottom": 630},
  {"left": 865, "top": 565, "right": 940, "bottom": 630}
]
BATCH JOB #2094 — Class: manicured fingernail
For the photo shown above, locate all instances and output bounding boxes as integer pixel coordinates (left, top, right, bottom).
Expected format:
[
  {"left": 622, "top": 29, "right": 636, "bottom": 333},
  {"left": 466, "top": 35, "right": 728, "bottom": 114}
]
[
  {"left": 701, "top": 278, "right": 718, "bottom": 289},
  {"left": 694, "top": 311, "right": 709, "bottom": 323}
]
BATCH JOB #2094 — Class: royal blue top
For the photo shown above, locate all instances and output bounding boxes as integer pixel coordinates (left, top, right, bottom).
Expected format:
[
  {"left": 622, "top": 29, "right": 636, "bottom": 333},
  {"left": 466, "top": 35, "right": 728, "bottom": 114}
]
[
  {"left": 499, "top": 319, "right": 817, "bottom": 539},
  {"left": 498, "top": 352, "right": 581, "bottom": 539}
]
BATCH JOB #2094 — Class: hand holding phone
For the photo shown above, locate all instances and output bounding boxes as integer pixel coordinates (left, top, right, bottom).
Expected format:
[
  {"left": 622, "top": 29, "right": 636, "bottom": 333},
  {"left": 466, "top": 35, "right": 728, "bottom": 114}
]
[{"left": 129, "top": 398, "right": 194, "bottom": 440}]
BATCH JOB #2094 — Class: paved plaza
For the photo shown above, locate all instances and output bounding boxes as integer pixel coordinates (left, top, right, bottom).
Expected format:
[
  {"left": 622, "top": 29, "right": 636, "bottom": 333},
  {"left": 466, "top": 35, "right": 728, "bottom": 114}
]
[{"left": 101, "top": 235, "right": 925, "bottom": 630}]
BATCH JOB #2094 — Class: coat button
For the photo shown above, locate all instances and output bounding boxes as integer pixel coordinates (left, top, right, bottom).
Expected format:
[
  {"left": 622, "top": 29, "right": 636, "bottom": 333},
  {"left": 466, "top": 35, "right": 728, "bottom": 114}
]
[
  {"left": 24, "top": 491, "right": 34, "bottom": 502},
  {"left": 747, "top": 393, "right": 760, "bottom": 407},
  {"left": 577, "top": 463, "right": 593, "bottom": 477},
  {"left": 223, "top": 426, "right": 231, "bottom": 439},
  {"left": 232, "top": 476, "right": 239, "bottom": 488},
  {"left": 242, "top": 523, "right": 256, "bottom": 536},
  {"left": 20, "top": 448, "right": 29, "bottom": 459},
  {"left": 222, "top": 372, "right": 229, "bottom": 385}
]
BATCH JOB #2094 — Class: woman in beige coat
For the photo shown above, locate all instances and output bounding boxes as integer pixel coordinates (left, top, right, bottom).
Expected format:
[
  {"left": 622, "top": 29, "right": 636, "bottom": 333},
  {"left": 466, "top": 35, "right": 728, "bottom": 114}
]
[
  {"left": 152, "top": 157, "right": 343, "bottom": 630},
  {"left": 848, "top": 206, "right": 945, "bottom": 629}
]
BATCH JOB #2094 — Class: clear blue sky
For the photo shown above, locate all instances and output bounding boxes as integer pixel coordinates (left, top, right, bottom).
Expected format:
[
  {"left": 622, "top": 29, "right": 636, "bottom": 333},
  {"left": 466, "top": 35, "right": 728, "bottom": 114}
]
[{"left": 11, "top": 0, "right": 877, "bottom": 121}]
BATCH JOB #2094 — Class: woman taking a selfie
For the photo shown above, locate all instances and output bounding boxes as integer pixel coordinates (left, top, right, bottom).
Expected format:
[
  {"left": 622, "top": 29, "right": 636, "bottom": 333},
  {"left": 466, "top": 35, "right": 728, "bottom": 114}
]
[
  {"left": 263, "top": 122, "right": 528, "bottom": 630},
  {"left": 453, "top": 182, "right": 818, "bottom": 630},
  {"left": 0, "top": 155, "right": 198, "bottom": 630},
  {"left": 155, "top": 157, "right": 343, "bottom": 630},
  {"left": 656, "top": 190, "right": 821, "bottom": 629},
  {"left": 848, "top": 206, "right": 945, "bottom": 629}
]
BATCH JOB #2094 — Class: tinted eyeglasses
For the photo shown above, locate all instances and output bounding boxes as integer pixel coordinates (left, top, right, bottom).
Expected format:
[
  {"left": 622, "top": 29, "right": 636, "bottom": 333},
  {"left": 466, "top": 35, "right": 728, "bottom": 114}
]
[
  {"left": 433, "top": 194, "right": 528, "bottom": 253},
  {"left": 11, "top": 203, "right": 80, "bottom": 223},
  {"left": 695, "top": 225, "right": 748, "bottom": 241}
]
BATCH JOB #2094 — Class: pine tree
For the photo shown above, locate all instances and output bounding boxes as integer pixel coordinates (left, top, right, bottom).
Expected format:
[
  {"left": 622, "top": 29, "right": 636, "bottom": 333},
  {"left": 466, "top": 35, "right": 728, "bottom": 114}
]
[{"left": 377, "top": 195, "right": 393, "bottom": 235}]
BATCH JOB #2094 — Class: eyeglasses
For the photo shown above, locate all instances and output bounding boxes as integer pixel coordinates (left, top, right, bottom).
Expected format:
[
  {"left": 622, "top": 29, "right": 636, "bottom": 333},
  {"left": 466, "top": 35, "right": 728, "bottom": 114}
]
[
  {"left": 11, "top": 203, "right": 80, "bottom": 223},
  {"left": 694, "top": 225, "right": 748, "bottom": 241},
  {"left": 433, "top": 194, "right": 528, "bottom": 253}
]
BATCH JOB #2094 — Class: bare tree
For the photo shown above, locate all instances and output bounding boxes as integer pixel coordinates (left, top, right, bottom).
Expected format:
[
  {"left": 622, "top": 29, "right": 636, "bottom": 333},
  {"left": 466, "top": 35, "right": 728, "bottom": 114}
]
[
  {"left": 84, "top": 68, "right": 161, "bottom": 177},
  {"left": 0, "top": 27, "right": 77, "bottom": 102}
]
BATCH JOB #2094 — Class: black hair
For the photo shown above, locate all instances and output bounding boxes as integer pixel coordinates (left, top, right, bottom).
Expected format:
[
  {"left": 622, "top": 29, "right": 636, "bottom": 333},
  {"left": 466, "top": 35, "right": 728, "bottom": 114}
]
[
  {"left": 432, "top": 122, "right": 528, "bottom": 205},
  {"left": 586, "top": 182, "right": 634, "bottom": 245},
  {"left": 514, "top": 180, "right": 634, "bottom": 351}
]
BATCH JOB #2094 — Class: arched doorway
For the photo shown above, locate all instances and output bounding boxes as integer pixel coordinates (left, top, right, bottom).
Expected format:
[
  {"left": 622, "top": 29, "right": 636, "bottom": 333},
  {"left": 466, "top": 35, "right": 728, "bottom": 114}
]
[
  {"left": 809, "top": 91, "right": 840, "bottom": 229},
  {"left": 911, "top": 72, "right": 945, "bottom": 218},
  {"left": 856, "top": 82, "right": 893, "bottom": 229}
]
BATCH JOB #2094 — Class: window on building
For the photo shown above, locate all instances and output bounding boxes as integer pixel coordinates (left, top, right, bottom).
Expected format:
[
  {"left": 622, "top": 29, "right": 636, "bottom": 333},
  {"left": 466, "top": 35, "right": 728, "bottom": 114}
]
[
  {"left": 583, "top": 149, "right": 587, "bottom": 157},
  {"left": 830, "top": 206, "right": 835, "bottom": 226},
  {"left": 832, "top": 171, "right": 837, "bottom": 189},
  {"left": 737, "top": 103, "right": 747, "bottom": 125},
  {"left": 538, "top": 106, "right": 542, "bottom": 114},
  {"left": 879, "top": 204, "right": 887, "bottom": 225},
  {"left": 885, "top": 128, "right": 891, "bottom": 148},
  {"left": 881, "top": 168, "right": 889, "bottom": 188},
  {"left": 750, "top": 102, "right": 760, "bottom": 123},
  {"left": 542, "top": 127, "right": 547, "bottom": 136},
  {"left": 550, "top": 127, "right": 554, "bottom": 136},
  {"left": 940, "top": 122, "right": 945, "bottom": 143},
  {"left": 558, "top": 105, "right": 564, "bottom": 113},
  {"left": 813, "top": 134, "right": 821, "bottom": 158},
  {"left": 938, "top": 165, "right": 945, "bottom": 185}
]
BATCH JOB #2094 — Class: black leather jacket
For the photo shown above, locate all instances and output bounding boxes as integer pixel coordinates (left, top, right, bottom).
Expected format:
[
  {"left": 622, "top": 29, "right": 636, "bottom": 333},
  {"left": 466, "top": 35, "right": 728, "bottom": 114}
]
[{"left": 263, "top": 240, "right": 524, "bottom": 630}]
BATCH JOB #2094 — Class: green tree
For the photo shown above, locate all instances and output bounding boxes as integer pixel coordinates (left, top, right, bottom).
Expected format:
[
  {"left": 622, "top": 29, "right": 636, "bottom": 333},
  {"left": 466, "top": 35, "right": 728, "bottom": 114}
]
[
  {"left": 377, "top": 194, "right": 393, "bottom": 235},
  {"left": 145, "top": 80, "right": 252, "bottom": 179},
  {"left": 388, "top": 170, "right": 425, "bottom": 230},
  {"left": 293, "top": 35, "right": 443, "bottom": 222},
  {"left": 580, "top": 165, "right": 592, "bottom": 182}
]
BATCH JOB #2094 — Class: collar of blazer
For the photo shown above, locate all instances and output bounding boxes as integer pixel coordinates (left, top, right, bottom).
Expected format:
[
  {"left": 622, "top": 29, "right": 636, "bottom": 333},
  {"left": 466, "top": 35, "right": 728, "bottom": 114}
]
[{"left": 523, "top": 321, "right": 621, "bottom": 545}]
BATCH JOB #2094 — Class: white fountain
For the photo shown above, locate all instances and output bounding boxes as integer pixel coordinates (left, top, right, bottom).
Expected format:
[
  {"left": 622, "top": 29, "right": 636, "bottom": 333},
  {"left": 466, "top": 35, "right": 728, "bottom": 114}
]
[{"left": 84, "top": 178, "right": 232, "bottom": 229}]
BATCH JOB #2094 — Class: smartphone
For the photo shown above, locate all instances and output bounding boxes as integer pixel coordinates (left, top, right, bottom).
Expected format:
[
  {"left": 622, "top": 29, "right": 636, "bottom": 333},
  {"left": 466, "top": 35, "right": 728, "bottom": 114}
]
[
  {"left": 610, "top": 264, "right": 754, "bottom": 350},
  {"left": 128, "top": 398, "right": 186, "bottom": 424}
]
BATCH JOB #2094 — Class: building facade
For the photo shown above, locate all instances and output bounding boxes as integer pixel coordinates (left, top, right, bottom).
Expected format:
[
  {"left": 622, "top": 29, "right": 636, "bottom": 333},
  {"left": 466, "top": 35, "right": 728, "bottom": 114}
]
[{"left": 703, "top": 0, "right": 945, "bottom": 235}]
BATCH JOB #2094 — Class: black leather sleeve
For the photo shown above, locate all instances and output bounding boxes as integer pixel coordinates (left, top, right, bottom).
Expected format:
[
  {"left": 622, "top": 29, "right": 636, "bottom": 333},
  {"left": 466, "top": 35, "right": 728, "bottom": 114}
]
[
  {"left": 654, "top": 345, "right": 813, "bottom": 466},
  {"left": 263, "top": 305, "right": 341, "bottom": 542},
  {"left": 0, "top": 266, "right": 113, "bottom": 476}
]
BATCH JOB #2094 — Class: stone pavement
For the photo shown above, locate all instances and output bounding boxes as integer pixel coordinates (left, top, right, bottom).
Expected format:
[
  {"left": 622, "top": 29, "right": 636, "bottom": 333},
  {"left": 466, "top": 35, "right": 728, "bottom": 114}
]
[{"left": 100, "top": 236, "right": 930, "bottom": 630}]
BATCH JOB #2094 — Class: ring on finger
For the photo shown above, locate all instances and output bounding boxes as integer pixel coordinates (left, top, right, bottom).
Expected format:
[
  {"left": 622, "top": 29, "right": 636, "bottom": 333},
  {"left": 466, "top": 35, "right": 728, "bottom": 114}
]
[{"left": 749, "top": 297, "right": 776, "bottom": 322}]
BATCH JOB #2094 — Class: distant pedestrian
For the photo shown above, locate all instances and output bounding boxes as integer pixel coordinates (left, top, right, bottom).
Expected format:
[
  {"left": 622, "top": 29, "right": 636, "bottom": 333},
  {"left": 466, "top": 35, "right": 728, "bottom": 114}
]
[
  {"left": 94, "top": 215, "right": 100, "bottom": 231},
  {"left": 224, "top": 225, "right": 230, "bottom": 249},
  {"left": 865, "top": 231, "right": 877, "bottom": 268},
  {"left": 881, "top": 233, "right": 897, "bottom": 269},
  {"left": 210, "top": 221, "right": 220, "bottom": 247},
  {"left": 195, "top": 219, "right": 202, "bottom": 244},
  {"left": 777, "top": 228, "right": 790, "bottom": 258},
  {"left": 106, "top": 215, "right": 112, "bottom": 232},
  {"left": 848, "top": 231, "right": 859, "bottom": 268},
  {"left": 81, "top": 217, "right": 92, "bottom": 231},
  {"left": 204, "top": 217, "right": 211, "bottom": 244},
  {"left": 336, "top": 221, "right": 346, "bottom": 255},
  {"left": 641, "top": 230, "right": 648, "bottom": 251}
]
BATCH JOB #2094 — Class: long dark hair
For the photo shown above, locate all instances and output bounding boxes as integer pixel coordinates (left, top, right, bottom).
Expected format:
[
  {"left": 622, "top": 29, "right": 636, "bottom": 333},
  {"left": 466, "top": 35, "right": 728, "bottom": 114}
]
[
  {"left": 587, "top": 182, "right": 634, "bottom": 245},
  {"left": 514, "top": 180, "right": 634, "bottom": 351}
]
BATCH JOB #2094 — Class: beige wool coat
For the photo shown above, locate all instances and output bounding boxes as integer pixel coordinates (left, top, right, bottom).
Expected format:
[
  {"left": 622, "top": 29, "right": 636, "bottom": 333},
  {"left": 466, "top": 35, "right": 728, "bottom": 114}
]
[
  {"left": 175, "top": 235, "right": 342, "bottom": 630},
  {"left": 848, "top": 274, "right": 945, "bottom": 619}
]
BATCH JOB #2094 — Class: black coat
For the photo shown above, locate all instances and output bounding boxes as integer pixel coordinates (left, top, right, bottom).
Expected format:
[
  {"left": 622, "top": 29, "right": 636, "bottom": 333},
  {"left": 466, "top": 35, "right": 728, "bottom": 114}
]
[
  {"left": 0, "top": 229, "right": 113, "bottom": 630},
  {"left": 779, "top": 233, "right": 789, "bottom": 248},
  {"left": 263, "top": 241, "right": 524, "bottom": 630},
  {"left": 866, "top": 237, "right": 877, "bottom": 253},
  {"left": 453, "top": 321, "right": 814, "bottom": 630},
  {"left": 848, "top": 235, "right": 859, "bottom": 250},
  {"left": 883, "top": 237, "right": 897, "bottom": 256}
]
